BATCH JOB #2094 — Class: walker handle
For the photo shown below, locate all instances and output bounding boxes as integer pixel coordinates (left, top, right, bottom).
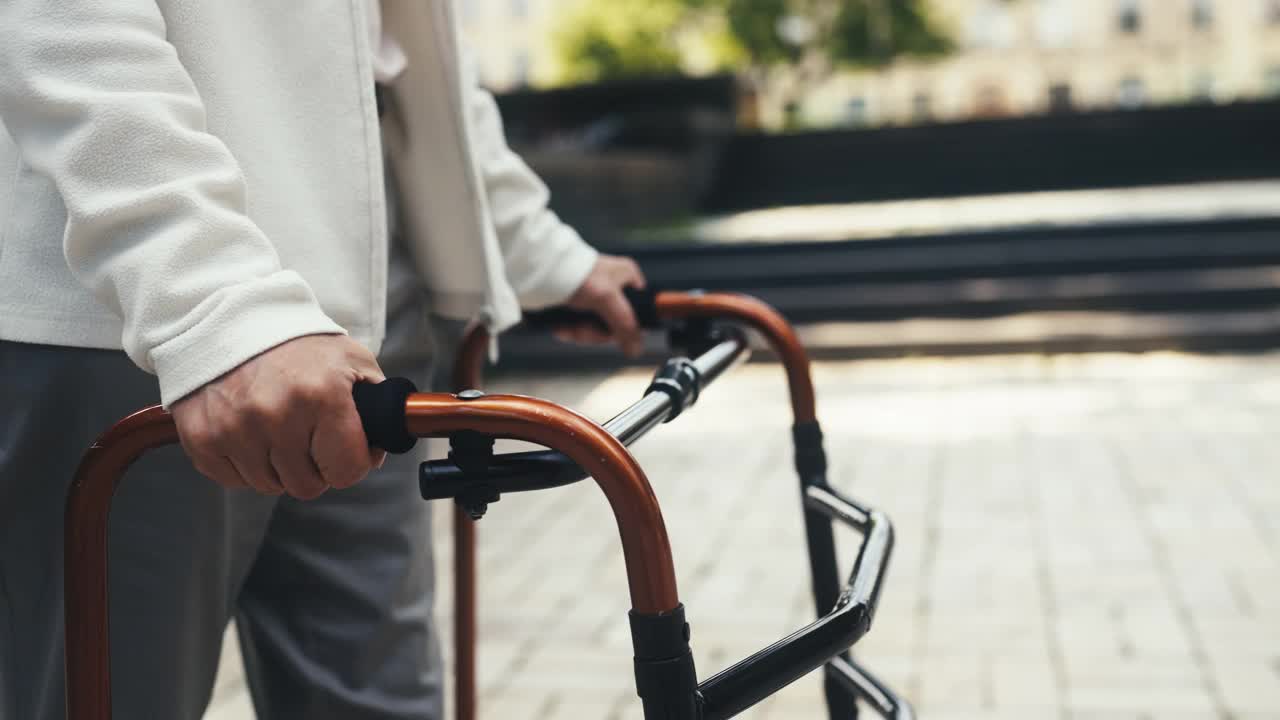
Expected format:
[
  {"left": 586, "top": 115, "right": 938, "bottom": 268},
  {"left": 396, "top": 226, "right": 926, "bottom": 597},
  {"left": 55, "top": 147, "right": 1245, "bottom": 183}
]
[
  {"left": 352, "top": 377, "right": 420, "bottom": 454},
  {"left": 521, "top": 286, "right": 661, "bottom": 333}
]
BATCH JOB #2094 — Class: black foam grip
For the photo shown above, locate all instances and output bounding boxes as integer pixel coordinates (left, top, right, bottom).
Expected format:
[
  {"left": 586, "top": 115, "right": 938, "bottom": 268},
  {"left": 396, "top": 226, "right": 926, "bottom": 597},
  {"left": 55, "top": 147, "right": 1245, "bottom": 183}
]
[
  {"left": 521, "top": 286, "right": 660, "bottom": 333},
  {"left": 352, "top": 377, "right": 419, "bottom": 454},
  {"left": 793, "top": 421, "right": 828, "bottom": 478}
]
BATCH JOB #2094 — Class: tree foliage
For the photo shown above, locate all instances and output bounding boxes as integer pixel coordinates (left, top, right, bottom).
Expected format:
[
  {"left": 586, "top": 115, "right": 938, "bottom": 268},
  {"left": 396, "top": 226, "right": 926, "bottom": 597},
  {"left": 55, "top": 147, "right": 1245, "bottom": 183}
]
[
  {"left": 555, "top": 0, "right": 952, "bottom": 83},
  {"left": 827, "top": 0, "right": 953, "bottom": 67},
  {"left": 553, "top": 1, "right": 686, "bottom": 84}
]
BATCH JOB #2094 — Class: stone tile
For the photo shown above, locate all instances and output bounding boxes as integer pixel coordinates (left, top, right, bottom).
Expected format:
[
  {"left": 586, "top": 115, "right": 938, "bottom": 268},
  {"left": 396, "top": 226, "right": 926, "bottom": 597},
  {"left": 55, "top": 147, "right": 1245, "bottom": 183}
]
[
  {"left": 1209, "top": 661, "right": 1280, "bottom": 715},
  {"left": 205, "top": 352, "right": 1280, "bottom": 719},
  {"left": 1065, "top": 681, "right": 1219, "bottom": 715}
]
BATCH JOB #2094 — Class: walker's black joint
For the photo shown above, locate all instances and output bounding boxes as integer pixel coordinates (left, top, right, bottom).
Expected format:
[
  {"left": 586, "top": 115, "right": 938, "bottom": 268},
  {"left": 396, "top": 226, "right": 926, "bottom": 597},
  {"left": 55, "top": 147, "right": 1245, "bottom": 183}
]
[
  {"left": 627, "top": 285, "right": 661, "bottom": 330},
  {"left": 668, "top": 316, "right": 719, "bottom": 358},
  {"left": 647, "top": 358, "right": 702, "bottom": 422},
  {"left": 630, "top": 605, "right": 701, "bottom": 720},
  {"left": 793, "top": 421, "right": 828, "bottom": 480},
  {"left": 449, "top": 429, "right": 498, "bottom": 520}
]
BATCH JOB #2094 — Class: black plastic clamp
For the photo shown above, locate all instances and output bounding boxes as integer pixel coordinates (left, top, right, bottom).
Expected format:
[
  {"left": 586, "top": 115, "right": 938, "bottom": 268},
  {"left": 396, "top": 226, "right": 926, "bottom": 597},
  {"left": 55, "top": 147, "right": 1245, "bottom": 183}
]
[
  {"left": 647, "top": 358, "right": 702, "bottom": 422},
  {"left": 668, "top": 319, "right": 718, "bottom": 358},
  {"left": 630, "top": 605, "right": 700, "bottom": 720},
  {"left": 793, "top": 421, "right": 829, "bottom": 479},
  {"left": 450, "top": 390, "right": 499, "bottom": 519}
]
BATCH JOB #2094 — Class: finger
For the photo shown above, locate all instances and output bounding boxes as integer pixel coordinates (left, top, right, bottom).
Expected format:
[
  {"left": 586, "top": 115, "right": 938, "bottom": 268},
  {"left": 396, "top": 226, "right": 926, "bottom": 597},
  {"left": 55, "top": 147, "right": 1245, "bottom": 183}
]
[
  {"left": 567, "top": 326, "right": 613, "bottom": 345},
  {"left": 177, "top": 427, "right": 244, "bottom": 489},
  {"left": 598, "top": 292, "right": 644, "bottom": 357},
  {"left": 227, "top": 451, "right": 284, "bottom": 496},
  {"left": 312, "top": 399, "right": 375, "bottom": 489},
  {"left": 620, "top": 258, "right": 646, "bottom": 289},
  {"left": 357, "top": 365, "right": 386, "bottom": 384},
  {"left": 347, "top": 363, "right": 388, "bottom": 472},
  {"left": 266, "top": 399, "right": 330, "bottom": 500},
  {"left": 190, "top": 453, "right": 247, "bottom": 490},
  {"left": 597, "top": 290, "right": 640, "bottom": 343},
  {"left": 347, "top": 345, "right": 386, "bottom": 385},
  {"left": 270, "top": 443, "right": 329, "bottom": 500},
  {"left": 552, "top": 325, "right": 611, "bottom": 345}
]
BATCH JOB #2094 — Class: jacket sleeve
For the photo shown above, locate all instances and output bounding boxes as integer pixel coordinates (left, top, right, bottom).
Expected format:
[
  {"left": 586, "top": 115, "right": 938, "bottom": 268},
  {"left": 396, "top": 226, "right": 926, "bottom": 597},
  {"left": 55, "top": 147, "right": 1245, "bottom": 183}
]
[
  {"left": 461, "top": 52, "right": 599, "bottom": 310},
  {"left": 0, "top": 0, "right": 345, "bottom": 406}
]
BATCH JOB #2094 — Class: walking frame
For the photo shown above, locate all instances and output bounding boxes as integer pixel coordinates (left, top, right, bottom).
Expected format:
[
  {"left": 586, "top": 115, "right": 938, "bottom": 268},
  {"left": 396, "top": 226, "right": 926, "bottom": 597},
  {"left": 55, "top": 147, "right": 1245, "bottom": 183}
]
[{"left": 64, "top": 289, "right": 912, "bottom": 719}]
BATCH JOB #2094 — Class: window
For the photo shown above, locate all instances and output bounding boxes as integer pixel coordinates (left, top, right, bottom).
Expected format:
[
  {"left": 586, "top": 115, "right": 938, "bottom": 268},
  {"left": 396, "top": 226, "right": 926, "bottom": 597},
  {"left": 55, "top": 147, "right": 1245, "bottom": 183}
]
[
  {"left": 846, "top": 98, "right": 868, "bottom": 127},
  {"left": 512, "top": 50, "right": 531, "bottom": 87},
  {"left": 1191, "top": 71, "right": 1215, "bottom": 101},
  {"left": 1266, "top": 67, "right": 1280, "bottom": 98},
  {"left": 1191, "top": 0, "right": 1213, "bottom": 29},
  {"left": 1036, "top": 0, "right": 1074, "bottom": 48},
  {"left": 1118, "top": 0, "right": 1142, "bottom": 33},
  {"left": 912, "top": 93, "right": 933, "bottom": 122},
  {"left": 1048, "top": 83, "right": 1073, "bottom": 113},
  {"left": 968, "top": 1, "right": 1017, "bottom": 49},
  {"left": 1116, "top": 76, "right": 1146, "bottom": 108}
]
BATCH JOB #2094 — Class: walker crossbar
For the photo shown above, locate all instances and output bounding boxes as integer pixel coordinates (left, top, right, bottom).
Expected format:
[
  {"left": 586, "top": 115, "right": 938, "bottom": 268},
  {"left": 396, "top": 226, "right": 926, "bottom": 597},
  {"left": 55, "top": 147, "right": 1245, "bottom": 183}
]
[
  {"left": 696, "top": 488, "right": 893, "bottom": 719},
  {"left": 421, "top": 327, "right": 749, "bottom": 500},
  {"left": 827, "top": 656, "right": 916, "bottom": 720},
  {"left": 439, "top": 290, "right": 915, "bottom": 719}
]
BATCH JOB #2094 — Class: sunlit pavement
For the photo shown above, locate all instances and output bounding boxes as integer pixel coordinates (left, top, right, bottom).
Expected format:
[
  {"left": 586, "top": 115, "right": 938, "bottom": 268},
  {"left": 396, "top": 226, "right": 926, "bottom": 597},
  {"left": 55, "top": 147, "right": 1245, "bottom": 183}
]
[
  {"left": 680, "top": 180, "right": 1280, "bottom": 244},
  {"left": 206, "top": 352, "right": 1280, "bottom": 719}
]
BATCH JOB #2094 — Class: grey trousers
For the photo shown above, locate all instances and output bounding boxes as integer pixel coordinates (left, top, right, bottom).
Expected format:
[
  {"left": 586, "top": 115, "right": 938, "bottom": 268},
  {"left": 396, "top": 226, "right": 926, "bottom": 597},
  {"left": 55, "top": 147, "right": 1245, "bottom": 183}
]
[{"left": 0, "top": 293, "right": 457, "bottom": 719}]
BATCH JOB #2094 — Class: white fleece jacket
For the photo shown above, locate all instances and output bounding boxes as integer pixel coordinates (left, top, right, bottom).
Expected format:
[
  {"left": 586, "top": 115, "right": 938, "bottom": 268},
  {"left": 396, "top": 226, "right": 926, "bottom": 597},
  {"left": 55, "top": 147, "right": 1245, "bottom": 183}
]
[{"left": 0, "top": 0, "right": 597, "bottom": 406}]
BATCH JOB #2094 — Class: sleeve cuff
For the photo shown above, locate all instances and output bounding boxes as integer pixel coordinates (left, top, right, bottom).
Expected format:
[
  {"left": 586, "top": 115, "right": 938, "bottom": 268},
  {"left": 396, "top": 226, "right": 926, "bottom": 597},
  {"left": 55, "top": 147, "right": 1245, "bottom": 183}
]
[
  {"left": 515, "top": 229, "right": 599, "bottom": 310},
  {"left": 148, "top": 272, "right": 347, "bottom": 407}
]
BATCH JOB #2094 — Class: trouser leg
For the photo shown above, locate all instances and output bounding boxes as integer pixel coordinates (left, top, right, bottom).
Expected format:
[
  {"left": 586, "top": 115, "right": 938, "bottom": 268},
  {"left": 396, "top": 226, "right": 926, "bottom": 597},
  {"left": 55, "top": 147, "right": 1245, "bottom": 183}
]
[
  {"left": 0, "top": 341, "right": 275, "bottom": 720},
  {"left": 236, "top": 298, "right": 465, "bottom": 719}
]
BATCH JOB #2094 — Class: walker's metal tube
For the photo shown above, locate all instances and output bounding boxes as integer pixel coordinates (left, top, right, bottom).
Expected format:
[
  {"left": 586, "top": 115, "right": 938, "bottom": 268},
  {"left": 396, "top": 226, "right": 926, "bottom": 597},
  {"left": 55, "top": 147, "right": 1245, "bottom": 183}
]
[
  {"left": 421, "top": 332, "right": 749, "bottom": 499},
  {"left": 64, "top": 392, "right": 678, "bottom": 720},
  {"left": 450, "top": 325, "right": 488, "bottom": 720}
]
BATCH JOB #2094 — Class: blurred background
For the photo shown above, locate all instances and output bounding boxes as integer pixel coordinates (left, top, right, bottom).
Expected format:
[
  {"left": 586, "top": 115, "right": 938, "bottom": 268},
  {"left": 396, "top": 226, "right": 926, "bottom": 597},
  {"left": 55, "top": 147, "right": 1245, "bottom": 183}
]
[
  {"left": 208, "top": 2, "right": 1280, "bottom": 718},
  {"left": 460, "top": 0, "right": 1280, "bottom": 365}
]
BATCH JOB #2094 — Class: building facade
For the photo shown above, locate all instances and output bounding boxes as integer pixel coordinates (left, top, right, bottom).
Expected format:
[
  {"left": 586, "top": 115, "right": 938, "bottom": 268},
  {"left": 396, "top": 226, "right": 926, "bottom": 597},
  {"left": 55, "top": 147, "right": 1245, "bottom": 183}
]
[
  {"left": 460, "top": 0, "right": 1280, "bottom": 128},
  {"left": 457, "top": 0, "right": 569, "bottom": 89},
  {"left": 808, "top": 0, "right": 1280, "bottom": 127}
]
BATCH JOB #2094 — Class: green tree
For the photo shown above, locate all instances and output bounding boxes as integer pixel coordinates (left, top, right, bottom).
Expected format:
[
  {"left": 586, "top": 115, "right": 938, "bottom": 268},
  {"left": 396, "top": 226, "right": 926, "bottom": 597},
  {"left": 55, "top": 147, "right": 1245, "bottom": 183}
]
[
  {"left": 553, "top": 0, "right": 953, "bottom": 128},
  {"left": 715, "top": 0, "right": 952, "bottom": 127},
  {"left": 714, "top": 0, "right": 951, "bottom": 70},
  {"left": 553, "top": 1, "right": 687, "bottom": 84}
]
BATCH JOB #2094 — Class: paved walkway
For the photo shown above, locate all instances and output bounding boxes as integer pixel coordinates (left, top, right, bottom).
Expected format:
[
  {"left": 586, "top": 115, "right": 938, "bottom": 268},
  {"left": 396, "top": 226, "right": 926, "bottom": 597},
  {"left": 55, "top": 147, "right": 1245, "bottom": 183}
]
[
  {"left": 675, "top": 181, "right": 1280, "bottom": 244},
  {"left": 206, "top": 352, "right": 1280, "bottom": 719}
]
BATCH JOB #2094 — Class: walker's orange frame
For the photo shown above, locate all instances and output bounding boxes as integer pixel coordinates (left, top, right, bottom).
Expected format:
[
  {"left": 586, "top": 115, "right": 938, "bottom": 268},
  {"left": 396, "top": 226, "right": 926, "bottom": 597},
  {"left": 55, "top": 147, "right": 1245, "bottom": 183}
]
[{"left": 64, "top": 291, "right": 911, "bottom": 720}]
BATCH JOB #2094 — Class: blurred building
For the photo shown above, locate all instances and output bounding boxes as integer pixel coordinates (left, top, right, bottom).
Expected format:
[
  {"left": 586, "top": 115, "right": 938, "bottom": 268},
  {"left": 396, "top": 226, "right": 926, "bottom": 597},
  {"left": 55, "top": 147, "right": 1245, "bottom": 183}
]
[
  {"left": 457, "top": 0, "right": 568, "bottom": 89},
  {"left": 807, "top": 0, "right": 1280, "bottom": 127},
  {"left": 460, "top": 0, "right": 1280, "bottom": 129}
]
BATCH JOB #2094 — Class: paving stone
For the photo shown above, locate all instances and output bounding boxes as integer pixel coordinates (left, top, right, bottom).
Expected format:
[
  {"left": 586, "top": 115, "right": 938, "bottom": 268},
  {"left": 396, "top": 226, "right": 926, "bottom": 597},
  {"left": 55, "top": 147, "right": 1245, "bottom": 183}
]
[
  {"left": 1210, "top": 661, "right": 1280, "bottom": 715},
  {"left": 1065, "top": 685, "right": 1218, "bottom": 715},
  {"left": 205, "top": 352, "right": 1280, "bottom": 719}
]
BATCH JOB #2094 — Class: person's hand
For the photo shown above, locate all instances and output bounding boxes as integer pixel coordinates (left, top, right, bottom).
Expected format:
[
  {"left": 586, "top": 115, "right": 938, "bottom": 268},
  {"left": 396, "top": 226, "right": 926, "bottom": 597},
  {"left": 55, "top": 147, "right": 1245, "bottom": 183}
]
[
  {"left": 170, "top": 334, "right": 386, "bottom": 500},
  {"left": 555, "top": 254, "right": 647, "bottom": 356}
]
